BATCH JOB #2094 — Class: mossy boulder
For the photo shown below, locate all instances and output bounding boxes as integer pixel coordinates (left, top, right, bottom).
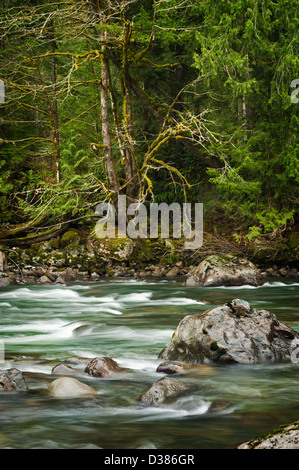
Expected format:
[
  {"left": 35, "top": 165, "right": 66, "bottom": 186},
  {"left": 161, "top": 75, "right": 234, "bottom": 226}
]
[
  {"left": 186, "top": 254, "right": 263, "bottom": 287},
  {"left": 92, "top": 237, "right": 135, "bottom": 262},
  {"left": 61, "top": 230, "right": 81, "bottom": 248},
  {"left": 130, "top": 238, "right": 154, "bottom": 264}
]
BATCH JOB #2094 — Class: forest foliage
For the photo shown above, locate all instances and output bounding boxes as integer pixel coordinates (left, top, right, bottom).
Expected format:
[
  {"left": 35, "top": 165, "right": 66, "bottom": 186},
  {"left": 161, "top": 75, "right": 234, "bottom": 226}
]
[{"left": 0, "top": 0, "right": 298, "bottom": 242}]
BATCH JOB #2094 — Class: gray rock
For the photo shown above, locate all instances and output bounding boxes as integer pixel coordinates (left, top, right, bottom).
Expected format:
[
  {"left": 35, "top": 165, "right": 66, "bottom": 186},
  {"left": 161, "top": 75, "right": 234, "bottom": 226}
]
[
  {"left": 0, "top": 368, "right": 28, "bottom": 392},
  {"left": 95, "top": 238, "right": 135, "bottom": 262},
  {"left": 90, "top": 272, "right": 100, "bottom": 280},
  {"left": 85, "top": 356, "right": 123, "bottom": 377},
  {"left": 156, "top": 361, "right": 193, "bottom": 374},
  {"left": 238, "top": 422, "right": 299, "bottom": 449},
  {"left": 165, "top": 266, "right": 181, "bottom": 278},
  {"left": 227, "top": 299, "right": 253, "bottom": 316},
  {"left": 137, "top": 377, "right": 189, "bottom": 406},
  {"left": 0, "top": 276, "right": 15, "bottom": 287},
  {"left": 158, "top": 299, "right": 299, "bottom": 364},
  {"left": 55, "top": 267, "right": 78, "bottom": 283},
  {"left": 153, "top": 266, "right": 163, "bottom": 277},
  {"left": 48, "top": 377, "right": 97, "bottom": 398},
  {"left": 186, "top": 255, "right": 263, "bottom": 287},
  {"left": 39, "top": 275, "right": 52, "bottom": 284}
]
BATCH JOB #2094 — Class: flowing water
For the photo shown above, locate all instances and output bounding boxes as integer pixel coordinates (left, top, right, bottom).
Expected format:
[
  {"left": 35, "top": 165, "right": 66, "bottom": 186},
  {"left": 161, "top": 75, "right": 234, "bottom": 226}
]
[{"left": 0, "top": 277, "right": 299, "bottom": 449}]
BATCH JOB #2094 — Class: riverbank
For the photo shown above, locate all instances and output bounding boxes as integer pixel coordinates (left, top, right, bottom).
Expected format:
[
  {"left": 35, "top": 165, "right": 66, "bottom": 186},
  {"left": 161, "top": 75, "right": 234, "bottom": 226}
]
[{"left": 0, "top": 228, "right": 298, "bottom": 286}]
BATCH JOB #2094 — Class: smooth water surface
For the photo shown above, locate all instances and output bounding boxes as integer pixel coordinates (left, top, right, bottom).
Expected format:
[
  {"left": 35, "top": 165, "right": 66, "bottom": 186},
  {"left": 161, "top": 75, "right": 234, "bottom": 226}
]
[{"left": 0, "top": 278, "right": 299, "bottom": 449}]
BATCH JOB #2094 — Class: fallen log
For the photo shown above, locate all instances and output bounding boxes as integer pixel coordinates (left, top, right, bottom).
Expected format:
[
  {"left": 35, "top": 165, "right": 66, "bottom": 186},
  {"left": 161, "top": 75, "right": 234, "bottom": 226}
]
[{"left": 0, "top": 223, "right": 70, "bottom": 247}]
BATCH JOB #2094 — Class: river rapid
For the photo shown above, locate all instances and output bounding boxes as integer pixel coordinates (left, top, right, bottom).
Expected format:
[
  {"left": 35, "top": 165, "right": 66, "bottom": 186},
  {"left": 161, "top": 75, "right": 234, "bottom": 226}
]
[{"left": 0, "top": 277, "right": 298, "bottom": 449}]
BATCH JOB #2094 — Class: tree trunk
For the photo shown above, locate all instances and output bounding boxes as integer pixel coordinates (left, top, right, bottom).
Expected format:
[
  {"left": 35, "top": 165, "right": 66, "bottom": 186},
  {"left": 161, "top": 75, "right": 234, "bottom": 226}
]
[
  {"left": 121, "top": 20, "right": 141, "bottom": 203},
  {"left": 87, "top": 0, "right": 120, "bottom": 195},
  {"left": 49, "top": 19, "right": 60, "bottom": 184},
  {"left": 100, "top": 43, "right": 120, "bottom": 195}
]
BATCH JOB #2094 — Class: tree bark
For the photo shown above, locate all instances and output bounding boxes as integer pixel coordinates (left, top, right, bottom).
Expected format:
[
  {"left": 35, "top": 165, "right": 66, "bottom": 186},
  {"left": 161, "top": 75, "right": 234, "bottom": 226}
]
[
  {"left": 49, "top": 19, "right": 60, "bottom": 184},
  {"left": 100, "top": 42, "right": 120, "bottom": 194},
  {"left": 120, "top": 20, "right": 141, "bottom": 203}
]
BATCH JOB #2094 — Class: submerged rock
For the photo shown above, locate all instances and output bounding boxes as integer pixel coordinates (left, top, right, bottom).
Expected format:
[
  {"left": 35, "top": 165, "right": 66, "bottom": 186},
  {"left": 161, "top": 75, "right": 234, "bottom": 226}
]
[
  {"left": 208, "top": 400, "right": 232, "bottom": 413},
  {"left": 0, "top": 369, "right": 28, "bottom": 392},
  {"left": 158, "top": 299, "right": 299, "bottom": 364},
  {"left": 156, "top": 361, "right": 215, "bottom": 376},
  {"left": 238, "top": 422, "right": 299, "bottom": 449},
  {"left": 51, "top": 364, "right": 77, "bottom": 375},
  {"left": 63, "top": 357, "right": 91, "bottom": 369},
  {"left": 85, "top": 357, "right": 123, "bottom": 377},
  {"left": 185, "top": 255, "right": 263, "bottom": 287},
  {"left": 156, "top": 361, "right": 192, "bottom": 374},
  {"left": 137, "top": 377, "right": 189, "bottom": 407},
  {"left": 48, "top": 377, "right": 97, "bottom": 398}
]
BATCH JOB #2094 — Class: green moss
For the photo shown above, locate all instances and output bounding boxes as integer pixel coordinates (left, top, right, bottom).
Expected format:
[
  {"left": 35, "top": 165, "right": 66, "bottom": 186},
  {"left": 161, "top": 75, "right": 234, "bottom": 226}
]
[
  {"left": 61, "top": 230, "right": 80, "bottom": 248},
  {"left": 161, "top": 251, "right": 181, "bottom": 266},
  {"left": 107, "top": 267, "right": 116, "bottom": 276},
  {"left": 47, "top": 251, "right": 65, "bottom": 261},
  {"left": 210, "top": 341, "right": 219, "bottom": 351},
  {"left": 130, "top": 239, "right": 154, "bottom": 265},
  {"left": 48, "top": 238, "right": 60, "bottom": 250},
  {"left": 288, "top": 237, "right": 299, "bottom": 249},
  {"left": 202, "top": 329, "right": 208, "bottom": 335}
]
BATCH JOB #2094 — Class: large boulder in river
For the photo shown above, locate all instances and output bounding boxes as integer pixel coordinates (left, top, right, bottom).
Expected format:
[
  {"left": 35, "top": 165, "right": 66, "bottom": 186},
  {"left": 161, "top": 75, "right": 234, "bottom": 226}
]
[
  {"left": 0, "top": 368, "right": 27, "bottom": 392},
  {"left": 158, "top": 299, "right": 299, "bottom": 364},
  {"left": 185, "top": 255, "right": 263, "bottom": 287},
  {"left": 48, "top": 377, "right": 97, "bottom": 398}
]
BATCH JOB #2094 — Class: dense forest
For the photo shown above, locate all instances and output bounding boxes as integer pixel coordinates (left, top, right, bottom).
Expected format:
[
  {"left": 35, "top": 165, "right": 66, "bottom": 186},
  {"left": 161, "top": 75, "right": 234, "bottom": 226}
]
[{"left": 0, "top": 0, "right": 298, "bottom": 246}]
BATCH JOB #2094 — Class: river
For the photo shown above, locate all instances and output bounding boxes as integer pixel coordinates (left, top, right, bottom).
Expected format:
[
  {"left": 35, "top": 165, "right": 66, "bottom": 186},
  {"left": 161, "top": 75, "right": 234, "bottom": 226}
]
[{"left": 0, "top": 277, "right": 298, "bottom": 449}]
